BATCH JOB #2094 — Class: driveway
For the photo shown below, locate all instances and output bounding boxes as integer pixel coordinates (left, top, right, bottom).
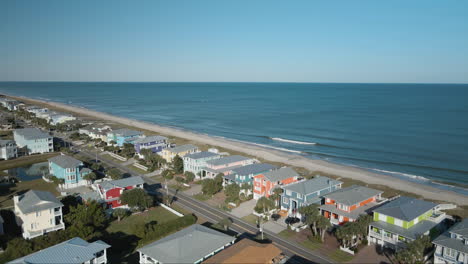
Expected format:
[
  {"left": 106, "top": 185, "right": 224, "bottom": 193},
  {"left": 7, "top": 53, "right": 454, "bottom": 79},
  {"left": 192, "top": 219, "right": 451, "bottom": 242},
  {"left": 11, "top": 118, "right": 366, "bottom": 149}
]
[
  {"left": 230, "top": 199, "right": 257, "bottom": 218},
  {"left": 182, "top": 184, "right": 202, "bottom": 196},
  {"left": 263, "top": 220, "right": 287, "bottom": 234}
]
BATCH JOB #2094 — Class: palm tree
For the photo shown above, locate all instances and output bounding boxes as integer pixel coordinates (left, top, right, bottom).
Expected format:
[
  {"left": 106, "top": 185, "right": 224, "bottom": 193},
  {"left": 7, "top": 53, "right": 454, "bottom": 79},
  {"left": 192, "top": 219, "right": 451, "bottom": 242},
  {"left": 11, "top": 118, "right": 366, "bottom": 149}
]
[
  {"left": 316, "top": 215, "right": 332, "bottom": 242},
  {"left": 299, "top": 204, "right": 320, "bottom": 236},
  {"left": 39, "top": 165, "right": 49, "bottom": 178}
]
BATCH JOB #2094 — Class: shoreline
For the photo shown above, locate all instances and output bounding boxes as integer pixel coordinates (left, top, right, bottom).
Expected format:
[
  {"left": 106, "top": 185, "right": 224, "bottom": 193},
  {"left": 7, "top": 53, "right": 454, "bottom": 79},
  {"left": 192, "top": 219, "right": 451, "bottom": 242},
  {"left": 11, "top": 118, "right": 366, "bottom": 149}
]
[{"left": 7, "top": 94, "right": 468, "bottom": 206}]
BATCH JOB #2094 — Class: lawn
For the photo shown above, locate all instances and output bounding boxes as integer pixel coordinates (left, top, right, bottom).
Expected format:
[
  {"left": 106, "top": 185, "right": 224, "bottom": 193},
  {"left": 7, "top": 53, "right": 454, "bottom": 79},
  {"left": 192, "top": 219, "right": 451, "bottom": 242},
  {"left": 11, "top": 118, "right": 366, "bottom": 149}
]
[
  {"left": 193, "top": 193, "right": 211, "bottom": 201},
  {"left": 0, "top": 178, "right": 59, "bottom": 208},
  {"left": 126, "top": 164, "right": 148, "bottom": 175},
  {"left": 106, "top": 206, "right": 180, "bottom": 235},
  {"left": 300, "top": 237, "right": 323, "bottom": 251},
  {"left": 100, "top": 153, "right": 126, "bottom": 164},
  {"left": 0, "top": 153, "right": 58, "bottom": 171},
  {"left": 278, "top": 229, "right": 297, "bottom": 239},
  {"left": 329, "top": 249, "right": 354, "bottom": 263},
  {"left": 241, "top": 214, "right": 259, "bottom": 225}
]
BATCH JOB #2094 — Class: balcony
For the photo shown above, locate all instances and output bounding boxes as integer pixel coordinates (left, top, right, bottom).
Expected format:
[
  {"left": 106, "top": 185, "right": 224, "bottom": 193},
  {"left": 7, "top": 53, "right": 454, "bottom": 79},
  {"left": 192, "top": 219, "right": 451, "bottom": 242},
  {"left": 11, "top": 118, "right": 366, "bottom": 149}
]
[
  {"left": 428, "top": 212, "right": 446, "bottom": 223},
  {"left": 369, "top": 230, "right": 407, "bottom": 248}
]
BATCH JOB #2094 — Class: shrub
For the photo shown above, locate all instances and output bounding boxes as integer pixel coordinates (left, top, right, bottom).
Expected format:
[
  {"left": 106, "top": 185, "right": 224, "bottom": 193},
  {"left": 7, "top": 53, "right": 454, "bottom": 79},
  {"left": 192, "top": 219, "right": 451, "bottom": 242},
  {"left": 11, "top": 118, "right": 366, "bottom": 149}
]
[
  {"left": 184, "top": 171, "right": 195, "bottom": 183},
  {"left": 175, "top": 177, "right": 185, "bottom": 183},
  {"left": 139, "top": 214, "right": 197, "bottom": 246}
]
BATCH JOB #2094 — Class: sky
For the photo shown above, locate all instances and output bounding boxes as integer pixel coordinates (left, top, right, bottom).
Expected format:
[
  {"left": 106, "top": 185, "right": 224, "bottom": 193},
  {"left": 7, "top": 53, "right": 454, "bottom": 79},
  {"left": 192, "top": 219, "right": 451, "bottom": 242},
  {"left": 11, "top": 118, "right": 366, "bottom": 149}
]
[{"left": 1, "top": 0, "right": 468, "bottom": 83}]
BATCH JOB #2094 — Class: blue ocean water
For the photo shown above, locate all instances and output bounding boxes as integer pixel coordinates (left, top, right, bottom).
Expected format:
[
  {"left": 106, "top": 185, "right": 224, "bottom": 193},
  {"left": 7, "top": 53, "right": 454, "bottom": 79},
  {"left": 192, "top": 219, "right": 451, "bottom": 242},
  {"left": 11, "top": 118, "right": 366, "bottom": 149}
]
[{"left": 1, "top": 82, "right": 468, "bottom": 193}]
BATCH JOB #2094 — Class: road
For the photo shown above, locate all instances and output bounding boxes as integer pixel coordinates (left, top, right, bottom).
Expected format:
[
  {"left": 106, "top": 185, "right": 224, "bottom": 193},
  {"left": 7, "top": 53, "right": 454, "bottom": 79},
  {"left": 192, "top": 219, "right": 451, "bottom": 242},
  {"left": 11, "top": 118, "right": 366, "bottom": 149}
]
[{"left": 70, "top": 140, "right": 331, "bottom": 263}]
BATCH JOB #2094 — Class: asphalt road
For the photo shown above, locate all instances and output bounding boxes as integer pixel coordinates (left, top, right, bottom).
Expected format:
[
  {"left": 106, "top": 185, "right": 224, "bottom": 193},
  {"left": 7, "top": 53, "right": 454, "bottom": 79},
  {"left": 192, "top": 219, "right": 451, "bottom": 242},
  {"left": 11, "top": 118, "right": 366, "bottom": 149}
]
[{"left": 72, "top": 142, "right": 331, "bottom": 264}]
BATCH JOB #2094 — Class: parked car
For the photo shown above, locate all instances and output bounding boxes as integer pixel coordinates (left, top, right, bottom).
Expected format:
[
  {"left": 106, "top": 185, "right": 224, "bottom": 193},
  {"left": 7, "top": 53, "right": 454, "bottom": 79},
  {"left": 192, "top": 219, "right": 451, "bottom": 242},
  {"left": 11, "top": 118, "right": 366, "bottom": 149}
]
[{"left": 285, "top": 217, "right": 300, "bottom": 225}]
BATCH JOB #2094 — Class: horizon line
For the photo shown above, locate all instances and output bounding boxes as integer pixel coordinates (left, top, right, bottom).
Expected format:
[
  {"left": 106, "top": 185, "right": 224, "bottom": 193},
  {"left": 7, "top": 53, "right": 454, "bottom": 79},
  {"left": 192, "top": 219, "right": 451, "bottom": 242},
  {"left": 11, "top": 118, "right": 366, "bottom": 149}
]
[{"left": 1, "top": 81, "right": 468, "bottom": 85}]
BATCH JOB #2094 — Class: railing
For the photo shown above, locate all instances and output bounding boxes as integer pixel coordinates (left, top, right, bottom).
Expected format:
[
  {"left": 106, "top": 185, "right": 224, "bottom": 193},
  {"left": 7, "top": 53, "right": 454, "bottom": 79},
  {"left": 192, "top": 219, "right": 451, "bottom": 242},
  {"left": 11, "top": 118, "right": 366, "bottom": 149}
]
[
  {"left": 93, "top": 255, "right": 106, "bottom": 264},
  {"left": 330, "top": 218, "right": 340, "bottom": 225},
  {"left": 54, "top": 210, "right": 61, "bottom": 216},
  {"left": 428, "top": 212, "right": 446, "bottom": 223}
]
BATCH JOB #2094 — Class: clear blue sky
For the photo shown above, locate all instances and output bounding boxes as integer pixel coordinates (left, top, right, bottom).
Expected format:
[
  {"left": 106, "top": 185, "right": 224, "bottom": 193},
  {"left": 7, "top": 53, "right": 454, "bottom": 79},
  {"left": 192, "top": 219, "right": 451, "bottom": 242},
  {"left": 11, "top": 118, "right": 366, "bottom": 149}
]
[{"left": 2, "top": 0, "right": 468, "bottom": 83}]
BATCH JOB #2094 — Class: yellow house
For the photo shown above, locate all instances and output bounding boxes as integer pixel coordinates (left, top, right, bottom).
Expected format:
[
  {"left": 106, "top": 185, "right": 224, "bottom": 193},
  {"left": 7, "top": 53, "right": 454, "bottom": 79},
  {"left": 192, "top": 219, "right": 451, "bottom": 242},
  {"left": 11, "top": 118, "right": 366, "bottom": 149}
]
[
  {"left": 14, "top": 190, "right": 65, "bottom": 239},
  {"left": 161, "top": 144, "right": 199, "bottom": 162}
]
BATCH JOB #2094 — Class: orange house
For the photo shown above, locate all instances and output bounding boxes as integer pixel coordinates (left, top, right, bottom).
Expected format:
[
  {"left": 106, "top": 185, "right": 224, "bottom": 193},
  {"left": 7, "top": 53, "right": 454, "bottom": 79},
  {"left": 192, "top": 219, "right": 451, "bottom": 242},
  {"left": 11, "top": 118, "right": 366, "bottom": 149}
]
[
  {"left": 253, "top": 167, "right": 299, "bottom": 200},
  {"left": 319, "top": 185, "right": 383, "bottom": 225}
]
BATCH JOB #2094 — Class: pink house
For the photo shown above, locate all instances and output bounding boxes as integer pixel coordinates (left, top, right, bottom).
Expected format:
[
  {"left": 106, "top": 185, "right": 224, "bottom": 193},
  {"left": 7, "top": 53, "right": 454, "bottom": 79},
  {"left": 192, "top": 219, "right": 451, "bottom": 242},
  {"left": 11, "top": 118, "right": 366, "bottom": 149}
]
[{"left": 201, "top": 155, "right": 255, "bottom": 179}]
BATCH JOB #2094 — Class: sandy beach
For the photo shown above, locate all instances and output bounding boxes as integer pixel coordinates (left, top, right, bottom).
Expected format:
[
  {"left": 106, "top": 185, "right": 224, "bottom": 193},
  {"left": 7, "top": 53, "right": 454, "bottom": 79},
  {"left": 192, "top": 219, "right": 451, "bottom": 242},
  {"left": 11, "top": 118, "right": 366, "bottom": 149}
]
[{"left": 9, "top": 95, "right": 468, "bottom": 206}]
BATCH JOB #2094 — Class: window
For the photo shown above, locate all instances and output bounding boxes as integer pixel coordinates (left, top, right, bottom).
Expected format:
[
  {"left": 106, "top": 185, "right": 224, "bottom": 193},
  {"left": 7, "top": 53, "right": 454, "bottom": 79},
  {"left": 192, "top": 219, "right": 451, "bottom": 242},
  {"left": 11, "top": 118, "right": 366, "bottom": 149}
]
[
  {"left": 297, "top": 193, "right": 303, "bottom": 199},
  {"left": 283, "top": 197, "right": 289, "bottom": 204},
  {"left": 395, "top": 218, "right": 403, "bottom": 227},
  {"left": 379, "top": 213, "right": 387, "bottom": 222},
  {"left": 444, "top": 247, "right": 457, "bottom": 258},
  {"left": 286, "top": 190, "right": 292, "bottom": 196}
]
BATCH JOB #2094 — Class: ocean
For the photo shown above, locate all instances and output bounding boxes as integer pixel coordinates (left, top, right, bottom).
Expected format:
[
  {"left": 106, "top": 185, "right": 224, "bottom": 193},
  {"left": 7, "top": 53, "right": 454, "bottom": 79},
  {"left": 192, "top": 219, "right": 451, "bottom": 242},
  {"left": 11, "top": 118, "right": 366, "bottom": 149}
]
[{"left": 1, "top": 82, "right": 468, "bottom": 194}]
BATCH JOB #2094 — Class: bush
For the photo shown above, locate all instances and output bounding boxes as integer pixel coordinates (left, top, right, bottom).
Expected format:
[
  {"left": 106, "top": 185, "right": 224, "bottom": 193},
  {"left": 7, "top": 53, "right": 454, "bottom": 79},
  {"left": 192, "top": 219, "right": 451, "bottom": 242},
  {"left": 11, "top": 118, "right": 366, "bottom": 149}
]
[
  {"left": 139, "top": 214, "right": 197, "bottom": 246},
  {"left": 175, "top": 177, "right": 185, "bottom": 183},
  {"left": 162, "top": 169, "right": 174, "bottom": 180},
  {"left": 184, "top": 171, "right": 195, "bottom": 183}
]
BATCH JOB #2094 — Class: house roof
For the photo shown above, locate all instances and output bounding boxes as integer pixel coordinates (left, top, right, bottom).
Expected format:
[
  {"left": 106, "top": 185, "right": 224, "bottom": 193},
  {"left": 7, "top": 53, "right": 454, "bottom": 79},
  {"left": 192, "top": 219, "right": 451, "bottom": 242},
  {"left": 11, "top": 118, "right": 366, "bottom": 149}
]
[
  {"left": 373, "top": 196, "right": 437, "bottom": 222},
  {"left": 16, "top": 190, "right": 63, "bottom": 214},
  {"left": 167, "top": 144, "right": 198, "bottom": 154},
  {"left": 14, "top": 128, "right": 50, "bottom": 140},
  {"left": 433, "top": 219, "right": 468, "bottom": 254},
  {"left": 185, "top": 151, "right": 220, "bottom": 160},
  {"left": 323, "top": 185, "right": 382, "bottom": 206},
  {"left": 138, "top": 224, "right": 235, "bottom": 264},
  {"left": 262, "top": 167, "right": 299, "bottom": 182},
  {"left": 99, "top": 176, "right": 144, "bottom": 191},
  {"left": 8, "top": 237, "right": 110, "bottom": 264},
  {"left": 203, "top": 238, "right": 283, "bottom": 264},
  {"left": 371, "top": 220, "right": 439, "bottom": 240},
  {"left": 112, "top": 128, "right": 142, "bottom": 137},
  {"left": 231, "top": 163, "right": 278, "bottom": 176},
  {"left": 133, "top": 135, "right": 168, "bottom": 144},
  {"left": 205, "top": 155, "right": 252, "bottom": 166},
  {"left": 48, "top": 155, "right": 82, "bottom": 168},
  {"left": 0, "top": 140, "right": 15, "bottom": 147},
  {"left": 320, "top": 201, "right": 379, "bottom": 220},
  {"left": 282, "top": 176, "right": 342, "bottom": 195}
]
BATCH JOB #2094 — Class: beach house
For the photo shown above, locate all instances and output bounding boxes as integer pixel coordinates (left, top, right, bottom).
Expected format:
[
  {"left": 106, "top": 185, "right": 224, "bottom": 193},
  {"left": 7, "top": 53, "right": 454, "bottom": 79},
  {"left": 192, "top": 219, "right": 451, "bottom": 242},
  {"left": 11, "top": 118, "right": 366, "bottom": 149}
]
[
  {"left": 433, "top": 218, "right": 468, "bottom": 264},
  {"left": 8, "top": 237, "right": 111, "bottom": 264},
  {"left": 253, "top": 167, "right": 300, "bottom": 200},
  {"left": 201, "top": 155, "right": 256, "bottom": 179},
  {"left": 138, "top": 224, "right": 235, "bottom": 264},
  {"left": 96, "top": 176, "right": 145, "bottom": 209},
  {"left": 161, "top": 144, "right": 199, "bottom": 162},
  {"left": 133, "top": 135, "right": 168, "bottom": 156},
  {"left": 25, "top": 106, "right": 49, "bottom": 116},
  {"left": 48, "top": 154, "right": 92, "bottom": 189},
  {"left": 106, "top": 128, "right": 144, "bottom": 146},
  {"left": 0, "top": 139, "right": 17, "bottom": 160},
  {"left": 319, "top": 185, "right": 384, "bottom": 225},
  {"left": 0, "top": 98, "right": 21, "bottom": 111},
  {"left": 224, "top": 163, "right": 278, "bottom": 193},
  {"left": 46, "top": 112, "right": 76, "bottom": 125},
  {"left": 368, "top": 196, "right": 447, "bottom": 250},
  {"left": 281, "top": 176, "right": 342, "bottom": 218},
  {"left": 79, "top": 124, "right": 112, "bottom": 142},
  {"left": 13, "top": 128, "right": 53, "bottom": 154},
  {"left": 14, "top": 190, "right": 65, "bottom": 239},
  {"left": 183, "top": 151, "right": 221, "bottom": 177}
]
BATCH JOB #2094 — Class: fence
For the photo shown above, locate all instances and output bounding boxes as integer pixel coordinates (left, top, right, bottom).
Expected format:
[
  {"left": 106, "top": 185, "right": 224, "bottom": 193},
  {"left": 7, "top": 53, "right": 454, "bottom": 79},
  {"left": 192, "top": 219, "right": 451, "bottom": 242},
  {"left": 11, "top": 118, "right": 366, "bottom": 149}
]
[
  {"left": 133, "top": 163, "right": 148, "bottom": 171},
  {"left": 106, "top": 152, "right": 127, "bottom": 161},
  {"left": 160, "top": 203, "right": 184, "bottom": 217}
]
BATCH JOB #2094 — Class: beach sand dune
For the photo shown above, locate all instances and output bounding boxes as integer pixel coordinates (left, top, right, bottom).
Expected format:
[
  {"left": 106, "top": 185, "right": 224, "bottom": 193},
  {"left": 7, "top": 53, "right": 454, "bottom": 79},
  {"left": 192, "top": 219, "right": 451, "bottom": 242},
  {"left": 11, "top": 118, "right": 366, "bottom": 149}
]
[{"left": 11, "top": 95, "right": 468, "bottom": 206}]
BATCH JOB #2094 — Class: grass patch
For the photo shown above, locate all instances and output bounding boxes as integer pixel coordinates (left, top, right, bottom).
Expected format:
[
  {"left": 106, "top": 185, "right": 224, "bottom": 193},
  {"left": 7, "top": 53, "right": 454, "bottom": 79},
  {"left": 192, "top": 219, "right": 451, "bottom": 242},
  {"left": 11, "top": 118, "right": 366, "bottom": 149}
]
[
  {"left": 193, "top": 193, "right": 211, "bottom": 201},
  {"left": 126, "top": 164, "right": 148, "bottom": 175},
  {"left": 169, "top": 183, "right": 190, "bottom": 191},
  {"left": 0, "top": 178, "right": 59, "bottom": 208},
  {"left": 278, "top": 229, "right": 297, "bottom": 239},
  {"left": 0, "top": 153, "right": 58, "bottom": 171},
  {"left": 241, "top": 214, "right": 259, "bottom": 225},
  {"left": 329, "top": 249, "right": 354, "bottom": 262},
  {"left": 100, "top": 153, "right": 126, "bottom": 164},
  {"left": 106, "top": 206, "right": 180, "bottom": 235},
  {"left": 0, "top": 130, "right": 13, "bottom": 140},
  {"left": 300, "top": 236, "right": 323, "bottom": 251}
]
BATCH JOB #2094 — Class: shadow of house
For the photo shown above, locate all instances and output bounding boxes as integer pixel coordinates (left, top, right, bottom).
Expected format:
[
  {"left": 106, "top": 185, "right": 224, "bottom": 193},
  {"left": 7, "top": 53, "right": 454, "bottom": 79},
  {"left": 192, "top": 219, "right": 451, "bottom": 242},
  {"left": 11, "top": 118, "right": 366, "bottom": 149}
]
[{"left": 101, "top": 231, "right": 140, "bottom": 263}]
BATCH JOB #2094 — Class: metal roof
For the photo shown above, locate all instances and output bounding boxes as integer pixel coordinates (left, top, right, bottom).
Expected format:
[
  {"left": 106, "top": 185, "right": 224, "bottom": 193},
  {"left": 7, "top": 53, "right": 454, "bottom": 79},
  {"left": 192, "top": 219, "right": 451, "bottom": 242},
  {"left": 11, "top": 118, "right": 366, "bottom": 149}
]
[
  {"left": 282, "top": 176, "right": 342, "bottom": 195},
  {"left": 433, "top": 219, "right": 468, "bottom": 254},
  {"left": 205, "top": 155, "right": 252, "bottom": 166},
  {"left": 48, "top": 155, "right": 82, "bottom": 168},
  {"left": 323, "top": 185, "right": 382, "bottom": 206},
  {"left": 371, "top": 220, "right": 439, "bottom": 240},
  {"left": 167, "top": 144, "right": 198, "bottom": 154},
  {"left": 230, "top": 163, "right": 278, "bottom": 176},
  {"left": 184, "top": 151, "right": 220, "bottom": 160},
  {"left": 8, "top": 237, "right": 110, "bottom": 264},
  {"left": 373, "top": 196, "right": 437, "bottom": 222},
  {"left": 99, "top": 176, "right": 145, "bottom": 191},
  {"left": 138, "top": 224, "right": 235, "bottom": 264},
  {"left": 0, "top": 140, "right": 15, "bottom": 147},
  {"left": 14, "top": 128, "right": 51, "bottom": 140},
  {"left": 133, "top": 135, "right": 168, "bottom": 144},
  {"left": 262, "top": 167, "right": 298, "bottom": 182},
  {"left": 16, "top": 190, "right": 63, "bottom": 214}
]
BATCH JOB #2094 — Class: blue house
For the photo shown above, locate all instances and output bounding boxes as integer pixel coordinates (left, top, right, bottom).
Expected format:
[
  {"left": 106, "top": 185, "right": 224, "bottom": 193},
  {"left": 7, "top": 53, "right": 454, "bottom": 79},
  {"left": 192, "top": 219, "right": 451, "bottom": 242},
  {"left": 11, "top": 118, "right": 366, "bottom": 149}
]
[
  {"left": 281, "top": 176, "right": 342, "bottom": 217},
  {"left": 107, "top": 128, "right": 143, "bottom": 146},
  {"left": 133, "top": 135, "right": 168, "bottom": 156},
  {"left": 48, "top": 154, "right": 92, "bottom": 189},
  {"left": 224, "top": 163, "right": 278, "bottom": 187}
]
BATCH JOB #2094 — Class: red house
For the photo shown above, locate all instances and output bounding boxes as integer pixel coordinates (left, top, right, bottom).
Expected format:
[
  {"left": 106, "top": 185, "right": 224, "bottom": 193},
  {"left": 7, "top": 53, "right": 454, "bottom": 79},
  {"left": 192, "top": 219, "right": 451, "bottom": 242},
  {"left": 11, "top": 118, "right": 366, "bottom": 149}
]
[
  {"left": 253, "top": 167, "right": 300, "bottom": 200},
  {"left": 97, "top": 176, "right": 145, "bottom": 208},
  {"left": 319, "top": 185, "right": 384, "bottom": 225}
]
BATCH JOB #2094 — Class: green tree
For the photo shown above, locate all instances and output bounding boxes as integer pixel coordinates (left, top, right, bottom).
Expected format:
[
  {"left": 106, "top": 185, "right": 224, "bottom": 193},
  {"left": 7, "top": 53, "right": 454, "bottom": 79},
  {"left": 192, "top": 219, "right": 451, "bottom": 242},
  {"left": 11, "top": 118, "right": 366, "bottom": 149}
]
[
  {"left": 225, "top": 184, "right": 240, "bottom": 204},
  {"left": 201, "top": 179, "right": 222, "bottom": 196},
  {"left": 107, "top": 168, "right": 122, "bottom": 180},
  {"left": 184, "top": 171, "right": 195, "bottom": 183},
  {"left": 112, "top": 208, "right": 129, "bottom": 222},
  {"left": 162, "top": 169, "right": 175, "bottom": 180},
  {"left": 299, "top": 204, "right": 321, "bottom": 236},
  {"left": 140, "top": 148, "right": 153, "bottom": 159},
  {"left": 219, "top": 217, "right": 233, "bottom": 231},
  {"left": 69, "top": 132, "right": 81, "bottom": 140},
  {"left": 269, "top": 188, "right": 283, "bottom": 208},
  {"left": 172, "top": 155, "right": 184, "bottom": 174},
  {"left": 64, "top": 201, "right": 107, "bottom": 240},
  {"left": 395, "top": 235, "right": 432, "bottom": 264},
  {"left": 120, "top": 188, "right": 153, "bottom": 210},
  {"left": 109, "top": 140, "right": 117, "bottom": 145},
  {"left": 175, "top": 176, "right": 185, "bottom": 183},
  {"left": 316, "top": 215, "right": 331, "bottom": 242},
  {"left": 121, "top": 143, "right": 135, "bottom": 158},
  {"left": 90, "top": 162, "right": 102, "bottom": 172},
  {"left": 254, "top": 196, "right": 275, "bottom": 214},
  {"left": 83, "top": 172, "right": 97, "bottom": 181},
  {"left": 39, "top": 165, "right": 48, "bottom": 177}
]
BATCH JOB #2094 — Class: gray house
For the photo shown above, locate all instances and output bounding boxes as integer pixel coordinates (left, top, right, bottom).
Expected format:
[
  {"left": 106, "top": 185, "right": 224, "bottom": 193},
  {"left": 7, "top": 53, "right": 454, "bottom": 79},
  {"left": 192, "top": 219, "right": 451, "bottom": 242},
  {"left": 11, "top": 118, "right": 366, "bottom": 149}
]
[
  {"left": 8, "top": 237, "right": 110, "bottom": 264},
  {"left": 138, "top": 224, "right": 235, "bottom": 264},
  {"left": 433, "top": 218, "right": 468, "bottom": 264}
]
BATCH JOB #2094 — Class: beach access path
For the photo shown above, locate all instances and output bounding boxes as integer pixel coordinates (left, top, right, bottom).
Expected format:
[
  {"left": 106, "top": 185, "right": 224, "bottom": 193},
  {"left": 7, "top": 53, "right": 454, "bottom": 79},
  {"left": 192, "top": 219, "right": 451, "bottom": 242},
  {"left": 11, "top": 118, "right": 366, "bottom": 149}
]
[{"left": 11, "top": 95, "right": 468, "bottom": 206}]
